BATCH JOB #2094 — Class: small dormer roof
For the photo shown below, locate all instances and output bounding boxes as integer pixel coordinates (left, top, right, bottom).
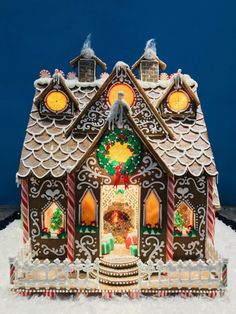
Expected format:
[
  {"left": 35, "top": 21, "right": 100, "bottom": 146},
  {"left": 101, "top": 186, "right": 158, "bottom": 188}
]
[
  {"left": 132, "top": 54, "right": 166, "bottom": 71},
  {"left": 69, "top": 54, "right": 107, "bottom": 70}
]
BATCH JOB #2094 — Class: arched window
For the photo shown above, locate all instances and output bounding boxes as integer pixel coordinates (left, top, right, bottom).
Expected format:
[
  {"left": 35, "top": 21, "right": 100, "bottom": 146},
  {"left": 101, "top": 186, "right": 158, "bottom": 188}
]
[
  {"left": 174, "top": 202, "right": 195, "bottom": 236},
  {"left": 80, "top": 190, "right": 97, "bottom": 226},
  {"left": 144, "top": 190, "right": 161, "bottom": 228},
  {"left": 42, "top": 202, "right": 65, "bottom": 238}
]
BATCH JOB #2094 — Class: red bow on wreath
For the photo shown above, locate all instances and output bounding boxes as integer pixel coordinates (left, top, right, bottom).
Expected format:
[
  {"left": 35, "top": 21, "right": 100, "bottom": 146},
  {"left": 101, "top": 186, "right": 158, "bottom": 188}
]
[
  {"left": 114, "top": 164, "right": 123, "bottom": 188},
  {"left": 114, "top": 164, "right": 129, "bottom": 189}
]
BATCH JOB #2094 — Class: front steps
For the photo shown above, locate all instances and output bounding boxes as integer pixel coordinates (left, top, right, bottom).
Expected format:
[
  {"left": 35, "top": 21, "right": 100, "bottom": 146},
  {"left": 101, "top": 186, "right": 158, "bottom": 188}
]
[{"left": 92, "top": 256, "right": 143, "bottom": 286}]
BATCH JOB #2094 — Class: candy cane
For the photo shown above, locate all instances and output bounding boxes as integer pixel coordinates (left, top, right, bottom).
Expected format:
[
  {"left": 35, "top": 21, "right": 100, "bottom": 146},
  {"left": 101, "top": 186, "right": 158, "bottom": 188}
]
[
  {"left": 9, "top": 257, "right": 16, "bottom": 285},
  {"left": 67, "top": 173, "right": 76, "bottom": 262},
  {"left": 207, "top": 177, "right": 215, "bottom": 245},
  {"left": 166, "top": 176, "right": 175, "bottom": 260},
  {"left": 21, "top": 178, "right": 29, "bottom": 244},
  {"left": 222, "top": 258, "right": 228, "bottom": 287}
]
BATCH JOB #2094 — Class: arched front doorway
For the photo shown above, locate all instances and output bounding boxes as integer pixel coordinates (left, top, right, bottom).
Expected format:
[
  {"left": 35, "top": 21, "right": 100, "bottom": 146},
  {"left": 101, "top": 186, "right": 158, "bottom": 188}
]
[{"left": 100, "top": 185, "right": 140, "bottom": 256}]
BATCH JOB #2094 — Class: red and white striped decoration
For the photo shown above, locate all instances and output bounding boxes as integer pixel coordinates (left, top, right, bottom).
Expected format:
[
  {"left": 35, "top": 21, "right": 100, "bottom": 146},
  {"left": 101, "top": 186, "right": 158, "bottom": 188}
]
[
  {"left": 153, "top": 290, "right": 168, "bottom": 297},
  {"left": 207, "top": 177, "right": 215, "bottom": 245},
  {"left": 67, "top": 173, "right": 76, "bottom": 262},
  {"left": 166, "top": 176, "right": 175, "bottom": 261},
  {"left": 21, "top": 178, "right": 29, "bottom": 244},
  {"left": 44, "top": 290, "right": 57, "bottom": 299},
  {"left": 9, "top": 257, "right": 16, "bottom": 285},
  {"left": 19, "top": 290, "right": 30, "bottom": 297},
  {"left": 128, "top": 291, "right": 140, "bottom": 299},
  {"left": 102, "top": 291, "right": 114, "bottom": 299},
  {"left": 222, "top": 258, "right": 228, "bottom": 287}
]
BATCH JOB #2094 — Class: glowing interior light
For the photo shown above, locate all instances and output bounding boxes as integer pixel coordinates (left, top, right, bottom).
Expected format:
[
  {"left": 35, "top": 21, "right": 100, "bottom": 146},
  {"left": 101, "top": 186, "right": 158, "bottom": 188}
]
[
  {"left": 145, "top": 191, "right": 160, "bottom": 227},
  {"left": 168, "top": 90, "right": 190, "bottom": 113},
  {"left": 45, "top": 91, "right": 68, "bottom": 112},
  {"left": 108, "top": 83, "right": 135, "bottom": 107},
  {"left": 108, "top": 142, "right": 133, "bottom": 163},
  {"left": 81, "top": 191, "right": 96, "bottom": 225}
]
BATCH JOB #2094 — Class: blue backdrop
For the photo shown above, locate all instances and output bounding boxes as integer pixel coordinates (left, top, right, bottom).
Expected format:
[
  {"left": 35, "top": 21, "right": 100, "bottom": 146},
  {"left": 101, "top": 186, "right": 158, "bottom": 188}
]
[{"left": 0, "top": 0, "right": 235, "bottom": 205}]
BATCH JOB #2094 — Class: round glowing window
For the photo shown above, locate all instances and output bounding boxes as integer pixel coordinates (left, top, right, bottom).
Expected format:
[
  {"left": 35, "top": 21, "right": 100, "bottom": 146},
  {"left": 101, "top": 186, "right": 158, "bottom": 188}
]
[
  {"left": 107, "top": 83, "right": 135, "bottom": 107},
  {"left": 45, "top": 90, "right": 68, "bottom": 113},
  {"left": 167, "top": 90, "right": 190, "bottom": 113}
]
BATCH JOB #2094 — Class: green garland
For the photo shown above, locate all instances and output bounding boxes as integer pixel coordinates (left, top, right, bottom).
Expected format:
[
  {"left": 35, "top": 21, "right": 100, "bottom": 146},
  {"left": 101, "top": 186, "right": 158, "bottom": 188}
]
[{"left": 96, "top": 128, "right": 142, "bottom": 176}]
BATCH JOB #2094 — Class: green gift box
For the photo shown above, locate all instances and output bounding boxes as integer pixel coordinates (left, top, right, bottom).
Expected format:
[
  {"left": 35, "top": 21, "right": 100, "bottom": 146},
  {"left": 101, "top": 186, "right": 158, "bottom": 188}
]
[
  {"left": 108, "top": 237, "right": 114, "bottom": 250},
  {"left": 102, "top": 234, "right": 115, "bottom": 250},
  {"left": 101, "top": 241, "right": 111, "bottom": 255},
  {"left": 130, "top": 245, "right": 138, "bottom": 256}
]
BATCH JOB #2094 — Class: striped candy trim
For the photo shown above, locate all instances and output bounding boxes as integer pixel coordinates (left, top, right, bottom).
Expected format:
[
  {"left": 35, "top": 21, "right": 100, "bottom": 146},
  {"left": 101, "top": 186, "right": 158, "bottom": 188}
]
[
  {"left": 166, "top": 176, "right": 175, "bottom": 260},
  {"left": 207, "top": 177, "right": 215, "bottom": 245},
  {"left": 21, "top": 179, "right": 29, "bottom": 244},
  {"left": 67, "top": 173, "right": 75, "bottom": 262}
]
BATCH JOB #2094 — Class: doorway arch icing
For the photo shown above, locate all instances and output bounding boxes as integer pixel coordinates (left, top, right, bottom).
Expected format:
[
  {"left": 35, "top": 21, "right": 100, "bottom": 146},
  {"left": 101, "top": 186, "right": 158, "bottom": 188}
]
[{"left": 73, "top": 122, "right": 169, "bottom": 263}]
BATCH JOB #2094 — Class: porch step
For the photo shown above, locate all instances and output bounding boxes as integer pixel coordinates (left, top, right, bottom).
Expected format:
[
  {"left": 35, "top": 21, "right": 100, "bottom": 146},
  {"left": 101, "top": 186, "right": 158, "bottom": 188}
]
[
  {"left": 94, "top": 256, "right": 143, "bottom": 286},
  {"left": 92, "top": 272, "right": 141, "bottom": 286},
  {"left": 100, "top": 256, "right": 139, "bottom": 269},
  {"left": 99, "top": 265, "right": 138, "bottom": 277}
]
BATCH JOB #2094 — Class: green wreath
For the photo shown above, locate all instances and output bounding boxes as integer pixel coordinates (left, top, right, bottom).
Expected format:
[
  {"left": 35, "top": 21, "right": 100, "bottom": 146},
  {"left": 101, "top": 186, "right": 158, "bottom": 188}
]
[{"left": 96, "top": 128, "right": 142, "bottom": 177}]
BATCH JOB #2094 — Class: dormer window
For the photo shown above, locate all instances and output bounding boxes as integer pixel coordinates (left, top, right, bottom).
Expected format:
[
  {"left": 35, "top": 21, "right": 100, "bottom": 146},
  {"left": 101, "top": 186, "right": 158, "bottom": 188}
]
[
  {"left": 45, "top": 90, "right": 69, "bottom": 113},
  {"left": 167, "top": 90, "right": 190, "bottom": 113}
]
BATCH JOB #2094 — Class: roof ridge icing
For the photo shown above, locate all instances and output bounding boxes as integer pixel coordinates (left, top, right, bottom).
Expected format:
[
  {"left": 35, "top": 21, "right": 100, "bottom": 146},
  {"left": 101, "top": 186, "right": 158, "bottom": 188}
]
[{"left": 16, "top": 61, "right": 217, "bottom": 181}]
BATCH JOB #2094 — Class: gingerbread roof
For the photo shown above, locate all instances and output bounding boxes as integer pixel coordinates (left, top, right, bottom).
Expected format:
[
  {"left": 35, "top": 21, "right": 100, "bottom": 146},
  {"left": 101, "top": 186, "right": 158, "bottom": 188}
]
[
  {"left": 16, "top": 66, "right": 217, "bottom": 181},
  {"left": 17, "top": 76, "right": 105, "bottom": 179}
]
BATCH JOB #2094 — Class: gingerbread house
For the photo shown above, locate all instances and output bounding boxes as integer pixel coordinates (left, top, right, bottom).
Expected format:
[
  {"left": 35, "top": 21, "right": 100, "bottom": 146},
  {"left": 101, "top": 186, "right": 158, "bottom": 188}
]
[{"left": 10, "top": 39, "right": 227, "bottom": 297}]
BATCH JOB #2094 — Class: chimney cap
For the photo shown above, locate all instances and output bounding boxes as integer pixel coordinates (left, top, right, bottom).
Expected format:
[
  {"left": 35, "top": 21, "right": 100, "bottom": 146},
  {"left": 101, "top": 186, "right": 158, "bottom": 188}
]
[
  {"left": 69, "top": 54, "right": 107, "bottom": 70},
  {"left": 131, "top": 54, "right": 166, "bottom": 71}
]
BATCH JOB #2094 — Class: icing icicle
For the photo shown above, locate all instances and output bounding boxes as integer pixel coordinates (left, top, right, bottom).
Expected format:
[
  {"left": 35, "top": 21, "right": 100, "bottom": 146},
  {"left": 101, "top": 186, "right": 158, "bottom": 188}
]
[{"left": 107, "top": 91, "right": 130, "bottom": 130}]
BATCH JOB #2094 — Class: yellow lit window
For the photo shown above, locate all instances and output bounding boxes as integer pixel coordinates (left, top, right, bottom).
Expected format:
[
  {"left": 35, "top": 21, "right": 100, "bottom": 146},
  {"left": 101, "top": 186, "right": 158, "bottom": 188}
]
[
  {"left": 45, "top": 90, "right": 68, "bottom": 112},
  {"left": 107, "top": 83, "right": 135, "bottom": 107},
  {"left": 167, "top": 90, "right": 190, "bottom": 113},
  {"left": 144, "top": 190, "right": 161, "bottom": 228},
  {"left": 81, "top": 190, "right": 97, "bottom": 225}
]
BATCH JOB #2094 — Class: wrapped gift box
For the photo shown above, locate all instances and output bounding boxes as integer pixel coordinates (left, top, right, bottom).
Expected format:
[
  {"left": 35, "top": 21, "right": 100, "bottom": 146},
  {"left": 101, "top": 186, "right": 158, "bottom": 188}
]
[
  {"left": 101, "top": 241, "right": 111, "bottom": 255},
  {"left": 130, "top": 245, "right": 138, "bottom": 256},
  {"left": 102, "top": 234, "right": 114, "bottom": 250},
  {"left": 125, "top": 232, "right": 138, "bottom": 249}
]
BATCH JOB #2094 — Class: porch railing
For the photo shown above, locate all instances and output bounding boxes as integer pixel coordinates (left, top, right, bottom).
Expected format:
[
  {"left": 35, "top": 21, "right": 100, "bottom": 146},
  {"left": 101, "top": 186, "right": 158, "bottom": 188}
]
[
  {"left": 137, "top": 257, "right": 228, "bottom": 290},
  {"left": 9, "top": 241, "right": 100, "bottom": 290}
]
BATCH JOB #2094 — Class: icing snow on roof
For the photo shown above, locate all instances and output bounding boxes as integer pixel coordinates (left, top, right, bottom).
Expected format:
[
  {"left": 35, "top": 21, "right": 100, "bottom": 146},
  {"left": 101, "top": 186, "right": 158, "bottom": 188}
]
[{"left": 17, "top": 70, "right": 217, "bottom": 180}]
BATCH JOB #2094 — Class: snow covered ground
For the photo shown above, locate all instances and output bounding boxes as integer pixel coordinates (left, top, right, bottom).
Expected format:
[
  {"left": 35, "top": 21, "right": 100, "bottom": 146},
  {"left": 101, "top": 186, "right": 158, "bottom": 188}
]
[{"left": 0, "top": 219, "right": 235, "bottom": 314}]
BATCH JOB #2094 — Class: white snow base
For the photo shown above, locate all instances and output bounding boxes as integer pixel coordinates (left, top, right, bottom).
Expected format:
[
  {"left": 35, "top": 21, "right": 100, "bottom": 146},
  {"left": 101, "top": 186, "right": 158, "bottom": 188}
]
[{"left": 0, "top": 219, "right": 235, "bottom": 314}]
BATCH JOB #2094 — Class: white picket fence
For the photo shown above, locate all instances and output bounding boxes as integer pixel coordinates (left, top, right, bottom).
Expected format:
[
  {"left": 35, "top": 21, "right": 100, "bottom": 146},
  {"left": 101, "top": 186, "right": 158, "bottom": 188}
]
[
  {"left": 9, "top": 240, "right": 227, "bottom": 292},
  {"left": 137, "top": 257, "right": 227, "bottom": 290}
]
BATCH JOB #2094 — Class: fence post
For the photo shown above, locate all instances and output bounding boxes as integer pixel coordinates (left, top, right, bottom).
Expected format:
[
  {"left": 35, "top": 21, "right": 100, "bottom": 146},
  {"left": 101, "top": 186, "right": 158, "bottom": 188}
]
[
  {"left": 221, "top": 258, "right": 228, "bottom": 287},
  {"left": 9, "top": 257, "right": 16, "bottom": 285}
]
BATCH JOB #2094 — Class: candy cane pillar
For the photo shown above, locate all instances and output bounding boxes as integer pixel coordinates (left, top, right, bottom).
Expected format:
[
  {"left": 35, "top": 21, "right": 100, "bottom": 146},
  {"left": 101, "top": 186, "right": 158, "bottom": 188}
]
[
  {"left": 67, "top": 173, "right": 76, "bottom": 262},
  {"left": 166, "top": 175, "right": 175, "bottom": 261},
  {"left": 207, "top": 176, "right": 215, "bottom": 245},
  {"left": 21, "top": 178, "right": 29, "bottom": 244}
]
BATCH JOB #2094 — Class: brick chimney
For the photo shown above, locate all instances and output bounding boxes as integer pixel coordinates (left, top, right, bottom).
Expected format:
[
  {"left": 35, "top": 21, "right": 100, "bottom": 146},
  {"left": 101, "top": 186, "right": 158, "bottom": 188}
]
[
  {"left": 78, "top": 59, "right": 96, "bottom": 82},
  {"left": 132, "top": 39, "right": 166, "bottom": 82},
  {"left": 139, "top": 59, "right": 159, "bottom": 82},
  {"left": 69, "top": 35, "right": 106, "bottom": 82}
]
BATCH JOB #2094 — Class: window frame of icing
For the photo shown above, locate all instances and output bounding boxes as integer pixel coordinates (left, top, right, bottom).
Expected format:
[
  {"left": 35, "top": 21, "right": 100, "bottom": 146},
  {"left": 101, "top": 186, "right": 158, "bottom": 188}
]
[
  {"left": 41, "top": 202, "right": 66, "bottom": 239},
  {"left": 174, "top": 201, "right": 198, "bottom": 237},
  {"left": 78, "top": 188, "right": 98, "bottom": 233},
  {"left": 142, "top": 188, "right": 162, "bottom": 235}
]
